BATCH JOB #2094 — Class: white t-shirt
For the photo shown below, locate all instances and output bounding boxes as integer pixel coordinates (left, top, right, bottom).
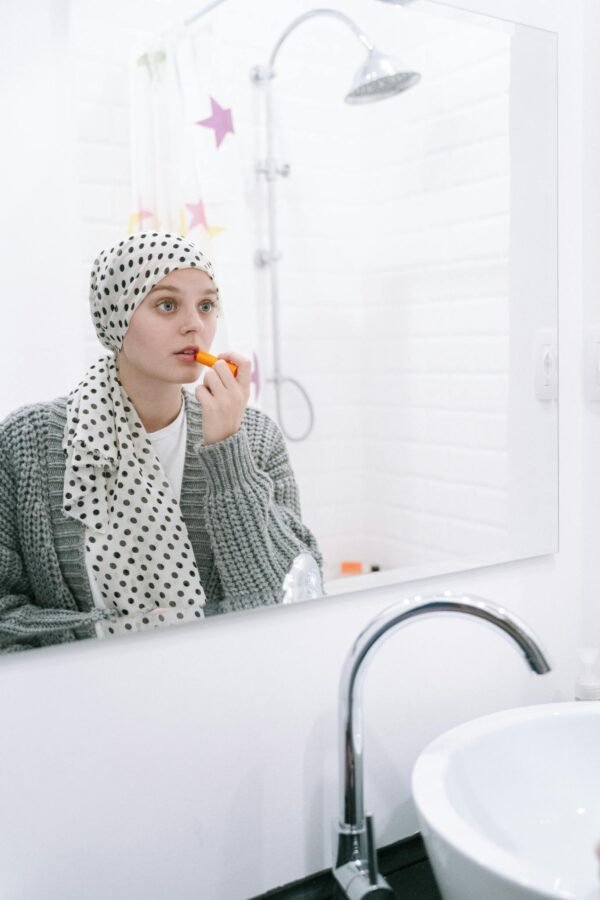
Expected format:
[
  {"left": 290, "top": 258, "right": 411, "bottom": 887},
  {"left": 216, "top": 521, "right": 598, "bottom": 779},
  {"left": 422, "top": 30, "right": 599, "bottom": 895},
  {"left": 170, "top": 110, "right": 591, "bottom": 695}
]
[
  {"left": 87, "top": 402, "right": 204, "bottom": 637},
  {"left": 145, "top": 400, "right": 187, "bottom": 503}
]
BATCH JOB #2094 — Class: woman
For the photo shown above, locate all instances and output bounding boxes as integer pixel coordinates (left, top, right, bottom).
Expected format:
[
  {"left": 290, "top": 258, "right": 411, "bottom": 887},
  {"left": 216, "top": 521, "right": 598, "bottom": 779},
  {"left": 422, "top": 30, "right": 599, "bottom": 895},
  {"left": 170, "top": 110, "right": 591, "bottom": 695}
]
[{"left": 0, "top": 231, "right": 322, "bottom": 653}]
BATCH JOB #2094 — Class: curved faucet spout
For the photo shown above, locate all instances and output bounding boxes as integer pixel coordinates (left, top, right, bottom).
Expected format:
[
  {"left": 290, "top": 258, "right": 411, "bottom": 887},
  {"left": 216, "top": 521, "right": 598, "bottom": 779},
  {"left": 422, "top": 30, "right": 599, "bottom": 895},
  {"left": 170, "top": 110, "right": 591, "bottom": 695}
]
[{"left": 335, "top": 592, "right": 551, "bottom": 884}]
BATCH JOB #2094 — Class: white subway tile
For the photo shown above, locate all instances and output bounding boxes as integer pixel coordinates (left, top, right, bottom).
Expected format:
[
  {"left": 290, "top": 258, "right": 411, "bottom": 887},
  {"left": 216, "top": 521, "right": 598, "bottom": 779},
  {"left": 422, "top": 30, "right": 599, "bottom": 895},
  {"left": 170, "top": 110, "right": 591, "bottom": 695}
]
[
  {"left": 79, "top": 184, "right": 113, "bottom": 223},
  {"left": 76, "top": 102, "right": 113, "bottom": 144},
  {"left": 76, "top": 143, "right": 131, "bottom": 186},
  {"left": 72, "top": 59, "right": 129, "bottom": 106}
]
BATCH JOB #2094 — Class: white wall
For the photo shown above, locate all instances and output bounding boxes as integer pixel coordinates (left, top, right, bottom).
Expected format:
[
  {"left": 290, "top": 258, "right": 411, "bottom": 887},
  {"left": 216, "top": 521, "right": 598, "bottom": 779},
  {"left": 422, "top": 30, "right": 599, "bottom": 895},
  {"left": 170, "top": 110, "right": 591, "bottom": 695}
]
[
  {"left": 0, "top": 1, "right": 592, "bottom": 899},
  {"left": 0, "top": 0, "right": 83, "bottom": 417}
]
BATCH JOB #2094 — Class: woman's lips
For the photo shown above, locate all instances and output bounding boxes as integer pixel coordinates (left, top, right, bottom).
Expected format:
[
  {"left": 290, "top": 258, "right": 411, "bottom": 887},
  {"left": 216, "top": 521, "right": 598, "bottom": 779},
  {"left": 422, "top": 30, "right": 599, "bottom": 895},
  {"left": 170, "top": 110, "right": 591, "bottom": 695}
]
[{"left": 175, "top": 350, "right": 199, "bottom": 364}]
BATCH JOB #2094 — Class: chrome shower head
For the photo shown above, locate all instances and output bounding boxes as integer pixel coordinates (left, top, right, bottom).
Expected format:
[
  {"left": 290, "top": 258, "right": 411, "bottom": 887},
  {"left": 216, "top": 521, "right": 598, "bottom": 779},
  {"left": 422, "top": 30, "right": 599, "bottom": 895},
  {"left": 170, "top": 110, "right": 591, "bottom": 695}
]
[
  {"left": 345, "top": 48, "right": 420, "bottom": 104},
  {"left": 256, "top": 9, "right": 421, "bottom": 106}
]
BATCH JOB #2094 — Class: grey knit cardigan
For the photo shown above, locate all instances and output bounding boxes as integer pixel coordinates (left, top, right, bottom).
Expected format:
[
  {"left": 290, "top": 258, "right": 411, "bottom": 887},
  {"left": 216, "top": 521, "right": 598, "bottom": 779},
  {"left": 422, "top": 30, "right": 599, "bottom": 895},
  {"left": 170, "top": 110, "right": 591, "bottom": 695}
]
[{"left": 0, "top": 391, "right": 322, "bottom": 653}]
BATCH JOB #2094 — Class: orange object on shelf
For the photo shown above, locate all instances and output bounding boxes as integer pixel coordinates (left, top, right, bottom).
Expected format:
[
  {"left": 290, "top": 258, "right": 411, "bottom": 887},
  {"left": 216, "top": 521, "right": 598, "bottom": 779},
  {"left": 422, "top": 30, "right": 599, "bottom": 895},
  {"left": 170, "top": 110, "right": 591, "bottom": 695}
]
[
  {"left": 340, "top": 561, "right": 363, "bottom": 575},
  {"left": 195, "top": 349, "right": 238, "bottom": 377}
]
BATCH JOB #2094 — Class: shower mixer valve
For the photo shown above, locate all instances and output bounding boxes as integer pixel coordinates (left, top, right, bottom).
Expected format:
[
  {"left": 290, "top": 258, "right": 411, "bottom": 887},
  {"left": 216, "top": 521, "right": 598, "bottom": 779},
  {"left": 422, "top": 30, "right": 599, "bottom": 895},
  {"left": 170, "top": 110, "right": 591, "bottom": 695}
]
[
  {"left": 255, "top": 159, "right": 291, "bottom": 180},
  {"left": 254, "top": 249, "right": 282, "bottom": 268}
]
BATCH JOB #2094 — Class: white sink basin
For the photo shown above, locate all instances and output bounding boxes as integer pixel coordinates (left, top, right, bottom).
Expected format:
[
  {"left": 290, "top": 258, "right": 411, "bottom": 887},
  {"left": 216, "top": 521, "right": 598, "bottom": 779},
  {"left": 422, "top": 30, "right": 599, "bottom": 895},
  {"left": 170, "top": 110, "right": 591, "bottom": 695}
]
[{"left": 412, "top": 702, "right": 600, "bottom": 900}]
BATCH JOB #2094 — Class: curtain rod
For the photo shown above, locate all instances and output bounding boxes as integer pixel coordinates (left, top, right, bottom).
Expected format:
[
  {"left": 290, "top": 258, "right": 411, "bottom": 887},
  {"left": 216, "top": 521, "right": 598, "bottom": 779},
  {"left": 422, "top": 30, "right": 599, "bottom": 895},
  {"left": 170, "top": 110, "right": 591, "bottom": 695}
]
[{"left": 184, "top": 0, "right": 229, "bottom": 27}]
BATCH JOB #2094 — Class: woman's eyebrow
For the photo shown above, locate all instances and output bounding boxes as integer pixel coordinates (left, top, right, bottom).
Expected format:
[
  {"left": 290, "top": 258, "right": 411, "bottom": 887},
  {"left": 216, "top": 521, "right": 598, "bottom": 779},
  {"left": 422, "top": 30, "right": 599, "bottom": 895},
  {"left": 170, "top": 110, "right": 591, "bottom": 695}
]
[{"left": 149, "top": 284, "right": 218, "bottom": 296}]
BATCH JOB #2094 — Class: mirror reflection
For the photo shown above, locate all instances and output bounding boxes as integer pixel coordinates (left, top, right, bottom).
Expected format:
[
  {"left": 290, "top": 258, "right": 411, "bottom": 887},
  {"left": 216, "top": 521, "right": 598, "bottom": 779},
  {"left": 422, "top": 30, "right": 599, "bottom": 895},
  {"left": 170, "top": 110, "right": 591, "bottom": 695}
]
[{"left": 0, "top": 0, "right": 558, "bottom": 655}]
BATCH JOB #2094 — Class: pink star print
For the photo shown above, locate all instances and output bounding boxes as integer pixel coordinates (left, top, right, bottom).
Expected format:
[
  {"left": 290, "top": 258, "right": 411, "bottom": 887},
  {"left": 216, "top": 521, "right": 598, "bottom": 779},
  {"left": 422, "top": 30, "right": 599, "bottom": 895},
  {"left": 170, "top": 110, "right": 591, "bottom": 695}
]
[
  {"left": 250, "top": 352, "right": 261, "bottom": 400},
  {"left": 137, "top": 207, "right": 153, "bottom": 225},
  {"left": 185, "top": 201, "right": 208, "bottom": 230},
  {"left": 196, "top": 97, "right": 234, "bottom": 148}
]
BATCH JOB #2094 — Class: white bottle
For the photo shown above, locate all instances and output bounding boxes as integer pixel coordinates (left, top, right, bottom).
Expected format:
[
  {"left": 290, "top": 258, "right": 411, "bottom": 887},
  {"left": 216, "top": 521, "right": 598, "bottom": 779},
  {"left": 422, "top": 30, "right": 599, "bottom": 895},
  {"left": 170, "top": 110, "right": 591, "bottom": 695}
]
[{"left": 575, "top": 648, "right": 600, "bottom": 700}]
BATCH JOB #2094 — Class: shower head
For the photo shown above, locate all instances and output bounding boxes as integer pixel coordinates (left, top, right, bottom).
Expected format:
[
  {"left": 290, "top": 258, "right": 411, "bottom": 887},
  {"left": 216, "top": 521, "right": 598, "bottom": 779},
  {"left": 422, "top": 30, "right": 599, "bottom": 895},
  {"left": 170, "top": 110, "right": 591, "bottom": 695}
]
[
  {"left": 345, "top": 48, "right": 420, "bottom": 103},
  {"left": 255, "top": 9, "right": 421, "bottom": 106}
]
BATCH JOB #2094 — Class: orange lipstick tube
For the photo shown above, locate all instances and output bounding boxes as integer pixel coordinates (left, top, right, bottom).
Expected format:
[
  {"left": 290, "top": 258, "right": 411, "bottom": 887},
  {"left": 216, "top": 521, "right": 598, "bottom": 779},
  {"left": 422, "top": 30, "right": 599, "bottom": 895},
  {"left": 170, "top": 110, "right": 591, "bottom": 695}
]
[{"left": 195, "top": 349, "right": 238, "bottom": 377}]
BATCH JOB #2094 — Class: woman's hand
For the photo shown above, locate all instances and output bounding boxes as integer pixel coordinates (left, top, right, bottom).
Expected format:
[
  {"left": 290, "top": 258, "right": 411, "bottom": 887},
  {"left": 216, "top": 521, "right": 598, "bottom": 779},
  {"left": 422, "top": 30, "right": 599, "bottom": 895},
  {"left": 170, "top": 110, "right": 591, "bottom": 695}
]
[{"left": 195, "top": 351, "right": 251, "bottom": 445}]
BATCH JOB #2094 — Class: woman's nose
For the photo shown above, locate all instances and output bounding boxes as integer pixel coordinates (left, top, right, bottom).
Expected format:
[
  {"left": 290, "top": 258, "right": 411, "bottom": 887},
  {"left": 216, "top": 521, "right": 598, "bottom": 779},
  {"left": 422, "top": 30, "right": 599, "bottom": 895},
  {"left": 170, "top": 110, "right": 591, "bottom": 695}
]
[{"left": 181, "top": 312, "right": 208, "bottom": 333}]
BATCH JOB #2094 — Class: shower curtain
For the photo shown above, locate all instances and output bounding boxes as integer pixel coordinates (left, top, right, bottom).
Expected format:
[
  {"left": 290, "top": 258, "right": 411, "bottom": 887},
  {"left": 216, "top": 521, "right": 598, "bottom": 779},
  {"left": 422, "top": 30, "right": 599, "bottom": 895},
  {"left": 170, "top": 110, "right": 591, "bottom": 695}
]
[{"left": 129, "top": 24, "right": 261, "bottom": 406}]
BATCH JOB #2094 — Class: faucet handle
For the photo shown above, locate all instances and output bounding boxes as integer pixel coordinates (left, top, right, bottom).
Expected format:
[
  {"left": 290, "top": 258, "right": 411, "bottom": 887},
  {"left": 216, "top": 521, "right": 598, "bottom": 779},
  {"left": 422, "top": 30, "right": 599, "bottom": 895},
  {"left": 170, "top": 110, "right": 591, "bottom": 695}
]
[
  {"left": 365, "top": 814, "right": 378, "bottom": 886},
  {"left": 333, "top": 814, "right": 396, "bottom": 899},
  {"left": 333, "top": 859, "right": 396, "bottom": 899}
]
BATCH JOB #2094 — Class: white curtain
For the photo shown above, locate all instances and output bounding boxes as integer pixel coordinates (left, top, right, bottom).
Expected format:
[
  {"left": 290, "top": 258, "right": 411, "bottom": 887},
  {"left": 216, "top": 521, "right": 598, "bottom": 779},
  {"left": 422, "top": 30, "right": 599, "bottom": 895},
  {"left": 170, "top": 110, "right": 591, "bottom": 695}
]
[{"left": 129, "top": 24, "right": 262, "bottom": 407}]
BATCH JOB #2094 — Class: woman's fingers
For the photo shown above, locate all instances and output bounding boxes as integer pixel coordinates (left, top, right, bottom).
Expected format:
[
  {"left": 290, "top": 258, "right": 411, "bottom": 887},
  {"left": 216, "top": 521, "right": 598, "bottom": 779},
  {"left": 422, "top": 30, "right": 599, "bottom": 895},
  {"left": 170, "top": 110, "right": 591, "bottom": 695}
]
[
  {"left": 201, "top": 352, "right": 251, "bottom": 399},
  {"left": 194, "top": 382, "right": 214, "bottom": 404},
  {"left": 195, "top": 353, "right": 250, "bottom": 445},
  {"left": 216, "top": 351, "right": 252, "bottom": 387},
  {"left": 202, "top": 364, "right": 228, "bottom": 396}
]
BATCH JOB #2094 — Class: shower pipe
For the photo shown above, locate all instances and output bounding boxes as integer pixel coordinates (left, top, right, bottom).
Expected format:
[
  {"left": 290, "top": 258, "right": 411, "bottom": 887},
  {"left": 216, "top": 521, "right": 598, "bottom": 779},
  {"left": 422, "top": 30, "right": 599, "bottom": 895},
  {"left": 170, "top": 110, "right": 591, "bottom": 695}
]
[
  {"left": 249, "top": 7, "right": 391, "bottom": 443},
  {"left": 252, "top": 17, "right": 324, "bottom": 443},
  {"left": 250, "top": 6, "right": 418, "bottom": 441}
]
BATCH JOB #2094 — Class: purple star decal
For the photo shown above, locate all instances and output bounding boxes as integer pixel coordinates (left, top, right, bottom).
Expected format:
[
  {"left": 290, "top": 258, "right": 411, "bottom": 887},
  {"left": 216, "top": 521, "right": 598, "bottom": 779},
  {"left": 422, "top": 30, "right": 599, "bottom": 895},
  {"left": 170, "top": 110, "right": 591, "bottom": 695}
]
[
  {"left": 250, "top": 352, "right": 260, "bottom": 401},
  {"left": 185, "top": 200, "right": 208, "bottom": 230},
  {"left": 196, "top": 97, "right": 234, "bottom": 148}
]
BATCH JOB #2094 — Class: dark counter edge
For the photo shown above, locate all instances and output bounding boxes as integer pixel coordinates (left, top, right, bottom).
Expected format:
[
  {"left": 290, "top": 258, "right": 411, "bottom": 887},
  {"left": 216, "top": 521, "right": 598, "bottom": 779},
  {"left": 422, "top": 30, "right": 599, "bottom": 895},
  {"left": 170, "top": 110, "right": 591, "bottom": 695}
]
[{"left": 249, "top": 832, "right": 440, "bottom": 900}]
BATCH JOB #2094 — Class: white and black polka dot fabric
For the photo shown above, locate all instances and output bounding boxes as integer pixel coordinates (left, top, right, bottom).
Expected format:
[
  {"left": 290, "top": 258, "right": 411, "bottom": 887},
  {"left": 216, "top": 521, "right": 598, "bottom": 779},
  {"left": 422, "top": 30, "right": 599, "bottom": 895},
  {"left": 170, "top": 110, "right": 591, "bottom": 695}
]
[
  {"left": 89, "top": 230, "right": 218, "bottom": 353},
  {"left": 62, "top": 232, "right": 217, "bottom": 635}
]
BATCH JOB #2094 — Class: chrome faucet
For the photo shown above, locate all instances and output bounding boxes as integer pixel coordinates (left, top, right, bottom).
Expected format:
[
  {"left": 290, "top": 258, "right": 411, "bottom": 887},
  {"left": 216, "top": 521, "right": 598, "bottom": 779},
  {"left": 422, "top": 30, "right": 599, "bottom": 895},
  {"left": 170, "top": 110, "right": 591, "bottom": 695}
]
[{"left": 333, "top": 592, "right": 551, "bottom": 899}]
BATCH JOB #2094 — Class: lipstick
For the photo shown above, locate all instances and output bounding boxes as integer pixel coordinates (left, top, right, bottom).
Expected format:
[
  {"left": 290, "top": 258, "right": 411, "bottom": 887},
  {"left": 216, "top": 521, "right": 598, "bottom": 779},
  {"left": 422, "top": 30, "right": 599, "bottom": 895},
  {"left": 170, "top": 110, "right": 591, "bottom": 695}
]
[{"left": 195, "top": 349, "right": 238, "bottom": 377}]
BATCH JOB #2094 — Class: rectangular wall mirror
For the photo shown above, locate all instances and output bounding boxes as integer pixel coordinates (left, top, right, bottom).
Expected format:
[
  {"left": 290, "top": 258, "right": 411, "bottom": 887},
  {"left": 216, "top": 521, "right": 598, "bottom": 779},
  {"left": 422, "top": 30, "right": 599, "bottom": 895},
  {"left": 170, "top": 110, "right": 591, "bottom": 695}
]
[{"left": 0, "top": 0, "right": 558, "bottom": 655}]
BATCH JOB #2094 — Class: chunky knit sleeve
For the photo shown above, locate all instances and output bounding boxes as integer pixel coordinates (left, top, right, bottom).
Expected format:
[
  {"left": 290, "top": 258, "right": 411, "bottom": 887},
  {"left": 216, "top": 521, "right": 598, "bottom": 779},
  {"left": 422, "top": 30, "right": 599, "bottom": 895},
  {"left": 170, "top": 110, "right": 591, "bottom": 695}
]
[
  {"left": 0, "top": 410, "right": 111, "bottom": 653},
  {"left": 195, "top": 409, "right": 322, "bottom": 612}
]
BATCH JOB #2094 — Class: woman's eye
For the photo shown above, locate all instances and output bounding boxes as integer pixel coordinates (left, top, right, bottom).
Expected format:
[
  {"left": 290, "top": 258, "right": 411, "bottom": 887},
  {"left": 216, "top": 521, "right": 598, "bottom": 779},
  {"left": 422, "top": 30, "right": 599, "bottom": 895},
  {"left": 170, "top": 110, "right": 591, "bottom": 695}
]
[{"left": 155, "top": 298, "right": 216, "bottom": 314}]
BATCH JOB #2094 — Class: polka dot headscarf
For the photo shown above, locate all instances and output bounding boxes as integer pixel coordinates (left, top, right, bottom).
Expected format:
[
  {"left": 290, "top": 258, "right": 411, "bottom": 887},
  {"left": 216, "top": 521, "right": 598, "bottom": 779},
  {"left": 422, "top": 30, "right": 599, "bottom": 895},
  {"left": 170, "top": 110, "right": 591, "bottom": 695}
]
[
  {"left": 90, "top": 230, "right": 218, "bottom": 352},
  {"left": 62, "top": 232, "right": 218, "bottom": 636}
]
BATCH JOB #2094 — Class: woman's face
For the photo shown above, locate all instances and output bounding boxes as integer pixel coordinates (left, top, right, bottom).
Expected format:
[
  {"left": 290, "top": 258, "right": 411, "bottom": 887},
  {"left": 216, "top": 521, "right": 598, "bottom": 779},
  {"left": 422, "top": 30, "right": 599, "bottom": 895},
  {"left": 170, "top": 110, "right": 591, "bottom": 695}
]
[{"left": 118, "top": 268, "right": 219, "bottom": 385}]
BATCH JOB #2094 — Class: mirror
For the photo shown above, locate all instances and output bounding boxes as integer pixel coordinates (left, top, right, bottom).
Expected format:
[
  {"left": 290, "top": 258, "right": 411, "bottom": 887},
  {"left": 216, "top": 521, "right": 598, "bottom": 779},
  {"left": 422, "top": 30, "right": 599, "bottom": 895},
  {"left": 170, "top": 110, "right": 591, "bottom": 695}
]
[{"left": 0, "top": 0, "right": 557, "bottom": 654}]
